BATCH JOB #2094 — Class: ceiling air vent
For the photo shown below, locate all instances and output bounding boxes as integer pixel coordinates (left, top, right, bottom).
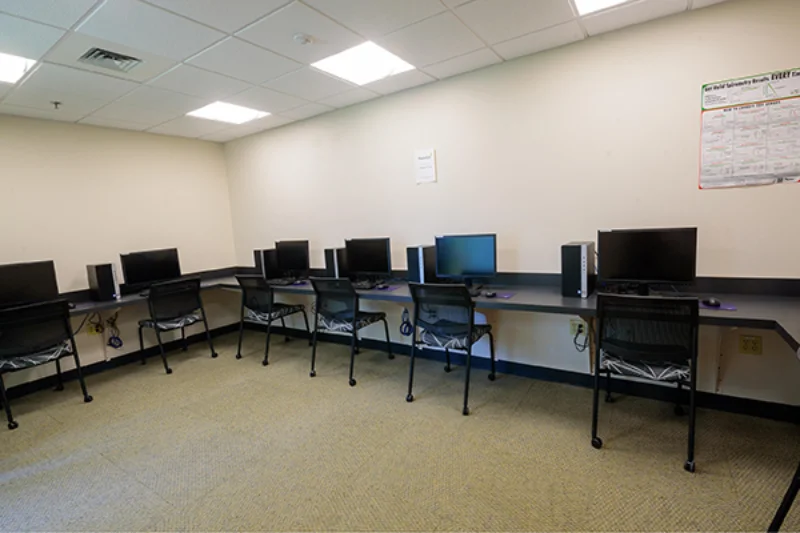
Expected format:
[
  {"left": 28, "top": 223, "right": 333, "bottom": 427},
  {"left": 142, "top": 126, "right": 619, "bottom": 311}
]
[{"left": 78, "top": 47, "right": 141, "bottom": 73}]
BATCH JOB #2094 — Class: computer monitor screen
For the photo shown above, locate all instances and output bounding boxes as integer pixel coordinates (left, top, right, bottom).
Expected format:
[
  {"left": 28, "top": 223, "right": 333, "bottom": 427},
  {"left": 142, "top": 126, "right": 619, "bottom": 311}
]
[
  {"left": 276, "top": 240, "right": 310, "bottom": 273},
  {"left": 436, "top": 234, "right": 497, "bottom": 279},
  {"left": 598, "top": 227, "right": 697, "bottom": 284},
  {"left": 0, "top": 260, "right": 60, "bottom": 308},
  {"left": 345, "top": 238, "right": 391, "bottom": 276},
  {"left": 120, "top": 248, "right": 181, "bottom": 287}
]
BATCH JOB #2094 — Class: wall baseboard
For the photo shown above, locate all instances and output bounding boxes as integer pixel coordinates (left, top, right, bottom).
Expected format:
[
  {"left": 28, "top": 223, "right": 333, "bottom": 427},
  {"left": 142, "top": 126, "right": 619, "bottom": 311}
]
[{"left": 8, "top": 323, "right": 799, "bottom": 424}]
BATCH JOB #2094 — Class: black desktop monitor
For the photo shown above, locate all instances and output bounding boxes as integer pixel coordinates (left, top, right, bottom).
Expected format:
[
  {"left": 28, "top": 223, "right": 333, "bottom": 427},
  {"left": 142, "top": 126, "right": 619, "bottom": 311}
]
[
  {"left": 0, "top": 260, "right": 60, "bottom": 308},
  {"left": 345, "top": 238, "right": 391, "bottom": 277},
  {"left": 276, "top": 240, "right": 310, "bottom": 275},
  {"left": 120, "top": 248, "right": 181, "bottom": 289},
  {"left": 598, "top": 227, "right": 698, "bottom": 290},
  {"left": 435, "top": 234, "right": 497, "bottom": 285}
]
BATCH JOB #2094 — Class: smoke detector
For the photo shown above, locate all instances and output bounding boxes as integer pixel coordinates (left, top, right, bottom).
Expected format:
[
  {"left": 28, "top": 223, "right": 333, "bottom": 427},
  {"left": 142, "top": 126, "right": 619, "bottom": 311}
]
[{"left": 293, "top": 33, "right": 314, "bottom": 45}]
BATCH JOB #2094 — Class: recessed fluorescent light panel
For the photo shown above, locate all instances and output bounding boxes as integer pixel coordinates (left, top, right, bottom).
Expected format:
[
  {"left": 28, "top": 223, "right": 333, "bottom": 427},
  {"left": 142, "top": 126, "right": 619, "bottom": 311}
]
[
  {"left": 0, "top": 52, "right": 36, "bottom": 84},
  {"left": 311, "top": 41, "right": 414, "bottom": 86},
  {"left": 187, "top": 102, "right": 269, "bottom": 124},
  {"left": 574, "top": 0, "right": 630, "bottom": 15}
]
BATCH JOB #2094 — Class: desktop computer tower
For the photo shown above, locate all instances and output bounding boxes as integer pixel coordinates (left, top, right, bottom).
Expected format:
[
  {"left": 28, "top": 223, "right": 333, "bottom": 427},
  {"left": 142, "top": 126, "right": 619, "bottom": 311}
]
[
  {"left": 561, "top": 241, "right": 595, "bottom": 299},
  {"left": 406, "top": 245, "right": 436, "bottom": 283},
  {"left": 86, "top": 263, "right": 120, "bottom": 302},
  {"left": 324, "top": 248, "right": 349, "bottom": 278},
  {"left": 254, "top": 249, "right": 280, "bottom": 279}
]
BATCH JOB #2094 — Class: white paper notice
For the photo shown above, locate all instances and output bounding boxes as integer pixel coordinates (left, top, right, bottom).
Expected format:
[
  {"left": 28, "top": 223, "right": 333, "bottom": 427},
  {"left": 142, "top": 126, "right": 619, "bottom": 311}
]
[{"left": 415, "top": 149, "right": 437, "bottom": 184}]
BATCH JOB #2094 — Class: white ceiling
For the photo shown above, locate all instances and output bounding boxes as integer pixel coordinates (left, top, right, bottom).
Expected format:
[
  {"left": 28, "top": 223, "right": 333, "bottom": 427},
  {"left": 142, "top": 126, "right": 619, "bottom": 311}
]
[{"left": 0, "top": 0, "right": 726, "bottom": 143}]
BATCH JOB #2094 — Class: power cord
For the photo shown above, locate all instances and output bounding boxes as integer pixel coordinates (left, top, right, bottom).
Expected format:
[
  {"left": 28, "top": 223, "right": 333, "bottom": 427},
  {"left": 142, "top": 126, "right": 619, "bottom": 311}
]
[
  {"left": 573, "top": 322, "right": 590, "bottom": 353},
  {"left": 105, "top": 312, "right": 123, "bottom": 349},
  {"left": 399, "top": 308, "right": 413, "bottom": 337}
]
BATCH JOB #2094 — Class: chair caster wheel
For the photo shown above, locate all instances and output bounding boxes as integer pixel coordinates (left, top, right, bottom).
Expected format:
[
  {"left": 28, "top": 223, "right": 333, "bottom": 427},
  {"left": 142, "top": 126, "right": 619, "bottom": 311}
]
[
  {"left": 444, "top": 366, "right": 452, "bottom": 373},
  {"left": 591, "top": 437, "right": 603, "bottom": 449},
  {"left": 235, "top": 353, "right": 242, "bottom": 360},
  {"left": 349, "top": 378, "right": 357, "bottom": 387},
  {"left": 406, "top": 394, "right": 414, "bottom": 403},
  {"left": 388, "top": 354, "right": 395, "bottom": 360},
  {"left": 182, "top": 347, "right": 188, "bottom": 352},
  {"left": 54, "top": 385, "right": 64, "bottom": 392},
  {"left": 488, "top": 374, "right": 496, "bottom": 381},
  {"left": 674, "top": 405, "right": 685, "bottom": 416},
  {"left": 8, "top": 421, "right": 18, "bottom": 430},
  {"left": 284, "top": 337, "right": 291, "bottom": 343},
  {"left": 462, "top": 407, "right": 470, "bottom": 416},
  {"left": 84, "top": 395, "right": 93, "bottom": 403},
  {"left": 310, "top": 370, "right": 316, "bottom": 377},
  {"left": 141, "top": 360, "right": 146, "bottom": 365},
  {"left": 684, "top": 461, "right": 696, "bottom": 473},
  {"left": 262, "top": 360, "right": 269, "bottom": 366},
  {"left": 354, "top": 348, "right": 360, "bottom": 355},
  {"left": 166, "top": 368, "right": 173, "bottom": 375},
  {"left": 308, "top": 341, "right": 313, "bottom": 347},
  {"left": 211, "top": 353, "right": 218, "bottom": 358}
]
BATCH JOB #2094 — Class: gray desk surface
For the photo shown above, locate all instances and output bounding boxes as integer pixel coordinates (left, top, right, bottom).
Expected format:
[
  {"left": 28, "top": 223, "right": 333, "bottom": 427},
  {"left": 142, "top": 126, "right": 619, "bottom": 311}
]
[{"left": 72, "top": 276, "right": 800, "bottom": 354}]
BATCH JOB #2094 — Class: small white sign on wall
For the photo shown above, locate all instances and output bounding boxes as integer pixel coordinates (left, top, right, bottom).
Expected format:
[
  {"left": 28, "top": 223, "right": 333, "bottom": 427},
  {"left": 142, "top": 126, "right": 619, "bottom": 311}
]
[{"left": 415, "top": 149, "right": 437, "bottom": 184}]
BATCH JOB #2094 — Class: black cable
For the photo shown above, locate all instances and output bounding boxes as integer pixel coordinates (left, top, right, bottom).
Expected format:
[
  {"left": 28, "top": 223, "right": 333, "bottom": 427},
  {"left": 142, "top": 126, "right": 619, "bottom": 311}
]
[
  {"left": 105, "top": 312, "right": 123, "bottom": 349},
  {"left": 399, "top": 308, "right": 413, "bottom": 337},
  {"left": 72, "top": 312, "right": 95, "bottom": 335},
  {"left": 573, "top": 322, "right": 591, "bottom": 353}
]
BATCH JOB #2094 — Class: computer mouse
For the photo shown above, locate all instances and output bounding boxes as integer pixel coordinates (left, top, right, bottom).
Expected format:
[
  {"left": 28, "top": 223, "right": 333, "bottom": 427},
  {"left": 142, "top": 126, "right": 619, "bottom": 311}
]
[
  {"left": 483, "top": 291, "right": 497, "bottom": 298},
  {"left": 376, "top": 284, "right": 389, "bottom": 290},
  {"left": 703, "top": 297, "right": 721, "bottom": 308}
]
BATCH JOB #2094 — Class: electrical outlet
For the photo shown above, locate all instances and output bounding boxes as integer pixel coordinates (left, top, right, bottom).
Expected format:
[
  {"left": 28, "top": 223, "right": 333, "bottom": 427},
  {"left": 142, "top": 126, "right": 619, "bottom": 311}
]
[
  {"left": 87, "top": 324, "right": 99, "bottom": 335},
  {"left": 570, "top": 319, "right": 586, "bottom": 336},
  {"left": 739, "top": 334, "right": 763, "bottom": 355}
]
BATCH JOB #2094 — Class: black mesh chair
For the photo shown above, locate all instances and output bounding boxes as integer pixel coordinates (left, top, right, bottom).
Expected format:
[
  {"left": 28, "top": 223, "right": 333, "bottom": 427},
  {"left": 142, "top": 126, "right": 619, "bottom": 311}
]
[
  {"left": 309, "top": 277, "right": 393, "bottom": 386},
  {"left": 0, "top": 299, "right": 93, "bottom": 430},
  {"left": 769, "top": 459, "right": 800, "bottom": 532},
  {"left": 137, "top": 278, "right": 217, "bottom": 374},
  {"left": 405, "top": 283, "right": 496, "bottom": 416},
  {"left": 235, "top": 275, "right": 311, "bottom": 366},
  {"left": 591, "top": 294, "right": 699, "bottom": 472}
]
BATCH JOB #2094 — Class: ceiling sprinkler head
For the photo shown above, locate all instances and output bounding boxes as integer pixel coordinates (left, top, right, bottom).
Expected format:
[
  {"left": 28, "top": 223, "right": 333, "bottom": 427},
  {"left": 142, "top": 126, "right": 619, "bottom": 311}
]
[
  {"left": 50, "top": 101, "right": 62, "bottom": 110},
  {"left": 293, "top": 33, "right": 313, "bottom": 45}
]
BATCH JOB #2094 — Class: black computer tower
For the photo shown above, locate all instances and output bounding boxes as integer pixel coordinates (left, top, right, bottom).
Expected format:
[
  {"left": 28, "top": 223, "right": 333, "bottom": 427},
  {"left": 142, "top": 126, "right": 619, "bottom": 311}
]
[
  {"left": 254, "top": 249, "right": 280, "bottom": 279},
  {"left": 87, "top": 263, "right": 120, "bottom": 302},
  {"left": 561, "top": 242, "right": 595, "bottom": 299},
  {"left": 406, "top": 245, "right": 436, "bottom": 283},
  {"left": 324, "top": 248, "right": 349, "bottom": 278}
]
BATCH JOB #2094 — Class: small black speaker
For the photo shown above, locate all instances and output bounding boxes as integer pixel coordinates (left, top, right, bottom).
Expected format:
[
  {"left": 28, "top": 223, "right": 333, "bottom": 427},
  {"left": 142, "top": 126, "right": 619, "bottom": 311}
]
[
  {"left": 406, "top": 245, "right": 436, "bottom": 283},
  {"left": 86, "top": 263, "right": 119, "bottom": 302},
  {"left": 324, "top": 248, "right": 349, "bottom": 278},
  {"left": 254, "top": 249, "right": 280, "bottom": 279},
  {"left": 561, "top": 241, "right": 595, "bottom": 298}
]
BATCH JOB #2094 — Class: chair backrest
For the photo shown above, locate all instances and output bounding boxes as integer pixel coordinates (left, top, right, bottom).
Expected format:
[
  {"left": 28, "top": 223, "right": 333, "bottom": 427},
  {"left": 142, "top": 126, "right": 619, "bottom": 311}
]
[
  {"left": 0, "top": 299, "right": 73, "bottom": 360},
  {"left": 596, "top": 294, "right": 699, "bottom": 365},
  {"left": 310, "top": 277, "right": 357, "bottom": 320},
  {"left": 148, "top": 278, "right": 202, "bottom": 321},
  {"left": 236, "top": 275, "right": 274, "bottom": 313},
  {"left": 408, "top": 283, "right": 474, "bottom": 328}
]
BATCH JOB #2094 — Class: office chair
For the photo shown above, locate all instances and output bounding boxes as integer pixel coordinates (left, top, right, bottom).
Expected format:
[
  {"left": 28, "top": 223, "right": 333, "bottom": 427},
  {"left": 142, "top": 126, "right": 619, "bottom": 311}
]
[
  {"left": 405, "top": 283, "right": 496, "bottom": 416},
  {"left": 138, "top": 278, "right": 217, "bottom": 374},
  {"left": 235, "top": 275, "right": 311, "bottom": 365},
  {"left": 309, "top": 277, "right": 393, "bottom": 386},
  {"left": 591, "top": 294, "right": 699, "bottom": 472},
  {"left": 0, "top": 299, "right": 93, "bottom": 430},
  {"left": 769, "top": 458, "right": 799, "bottom": 532}
]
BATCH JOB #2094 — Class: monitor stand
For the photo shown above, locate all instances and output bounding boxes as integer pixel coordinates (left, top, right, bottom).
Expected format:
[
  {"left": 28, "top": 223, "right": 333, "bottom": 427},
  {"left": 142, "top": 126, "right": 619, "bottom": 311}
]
[{"left": 465, "top": 278, "right": 483, "bottom": 297}]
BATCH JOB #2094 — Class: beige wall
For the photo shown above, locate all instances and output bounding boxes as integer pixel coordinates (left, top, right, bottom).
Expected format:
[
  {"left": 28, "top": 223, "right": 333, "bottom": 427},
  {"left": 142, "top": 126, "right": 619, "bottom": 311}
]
[{"left": 223, "top": 0, "right": 800, "bottom": 405}]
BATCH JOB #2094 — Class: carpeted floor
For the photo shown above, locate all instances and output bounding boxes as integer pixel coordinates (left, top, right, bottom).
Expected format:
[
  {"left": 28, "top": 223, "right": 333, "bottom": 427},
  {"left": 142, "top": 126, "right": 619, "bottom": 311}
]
[{"left": 1, "top": 332, "right": 798, "bottom": 532}]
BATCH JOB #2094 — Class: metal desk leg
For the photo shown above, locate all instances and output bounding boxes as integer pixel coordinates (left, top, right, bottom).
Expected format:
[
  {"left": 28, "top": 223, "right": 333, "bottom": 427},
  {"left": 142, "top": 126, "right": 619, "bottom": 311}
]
[
  {"left": 769, "top": 458, "right": 800, "bottom": 532},
  {"left": 581, "top": 316, "right": 597, "bottom": 374}
]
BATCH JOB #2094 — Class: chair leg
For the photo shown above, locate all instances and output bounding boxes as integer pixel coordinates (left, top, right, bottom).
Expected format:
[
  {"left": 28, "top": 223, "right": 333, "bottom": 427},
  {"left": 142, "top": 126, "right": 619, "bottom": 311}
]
[
  {"left": 138, "top": 326, "right": 146, "bottom": 365},
  {"left": 354, "top": 333, "right": 360, "bottom": 355},
  {"left": 348, "top": 327, "right": 358, "bottom": 387},
  {"left": 0, "top": 374, "right": 18, "bottom": 430},
  {"left": 302, "top": 310, "right": 312, "bottom": 346},
  {"left": 200, "top": 309, "right": 218, "bottom": 359},
  {"left": 262, "top": 318, "right": 273, "bottom": 366},
  {"left": 769, "top": 459, "right": 800, "bottom": 532},
  {"left": 281, "top": 317, "right": 290, "bottom": 342},
  {"left": 310, "top": 313, "right": 319, "bottom": 377},
  {"left": 406, "top": 336, "right": 417, "bottom": 402},
  {"left": 181, "top": 327, "right": 187, "bottom": 351},
  {"left": 462, "top": 343, "right": 473, "bottom": 416},
  {"left": 235, "top": 316, "right": 245, "bottom": 360},
  {"left": 488, "top": 332, "right": 497, "bottom": 381},
  {"left": 685, "top": 375, "right": 697, "bottom": 473},
  {"left": 444, "top": 348, "right": 451, "bottom": 372},
  {"left": 382, "top": 318, "right": 394, "bottom": 359},
  {"left": 72, "top": 351, "right": 93, "bottom": 403},
  {"left": 54, "top": 358, "right": 65, "bottom": 391},
  {"left": 591, "top": 350, "right": 603, "bottom": 449},
  {"left": 605, "top": 369, "right": 613, "bottom": 403},
  {"left": 154, "top": 329, "right": 172, "bottom": 375}
]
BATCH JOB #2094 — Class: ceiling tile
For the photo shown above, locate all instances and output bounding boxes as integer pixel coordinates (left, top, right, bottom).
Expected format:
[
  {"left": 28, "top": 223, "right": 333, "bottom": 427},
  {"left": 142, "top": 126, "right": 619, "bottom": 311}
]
[
  {"left": 318, "top": 88, "right": 378, "bottom": 108},
  {"left": 197, "top": 129, "right": 243, "bottom": 143},
  {"left": 265, "top": 67, "right": 354, "bottom": 102},
  {"left": 441, "top": 0, "right": 472, "bottom": 7},
  {"left": 187, "top": 37, "right": 301, "bottom": 85},
  {"left": 147, "top": 116, "right": 229, "bottom": 138},
  {"left": 377, "top": 12, "right": 484, "bottom": 68},
  {"left": 582, "top": 0, "right": 688, "bottom": 36},
  {"left": 4, "top": 85, "right": 109, "bottom": 115},
  {"left": 44, "top": 32, "right": 177, "bottom": 83},
  {"left": 455, "top": 0, "right": 575, "bottom": 44},
  {"left": 303, "top": 0, "right": 446, "bottom": 39},
  {"left": 0, "top": 12, "right": 65, "bottom": 59},
  {"left": 19, "top": 63, "right": 139, "bottom": 100},
  {"left": 493, "top": 20, "right": 584, "bottom": 60},
  {"left": 280, "top": 102, "right": 333, "bottom": 120},
  {"left": 236, "top": 1, "right": 362, "bottom": 64},
  {"left": 76, "top": 0, "right": 224, "bottom": 61},
  {"left": 225, "top": 86, "right": 306, "bottom": 113},
  {"left": 143, "top": 0, "right": 291, "bottom": 33},
  {"left": 87, "top": 101, "right": 184, "bottom": 126},
  {"left": 200, "top": 114, "right": 295, "bottom": 141},
  {"left": 0, "top": 83, "right": 10, "bottom": 99},
  {"left": 116, "top": 86, "right": 207, "bottom": 114},
  {"left": 0, "top": 0, "right": 97, "bottom": 29},
  {"left": 0, "top": 102, "right": 87, "bottom": 122},
  {"left": 423, "top": 48, "right": 500, "bottom": 79},
  {"left": 691, "top": 0, "right": 727, "bottom": 8},
  {"left": 78, "top": 116, "right": 150, "bottom": 131},
  {"left": 148, "top": 65, "right": 251, "bottom": 100},
  {"left": 364, "top": 69, "right": 435, "bottom": 95}
]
